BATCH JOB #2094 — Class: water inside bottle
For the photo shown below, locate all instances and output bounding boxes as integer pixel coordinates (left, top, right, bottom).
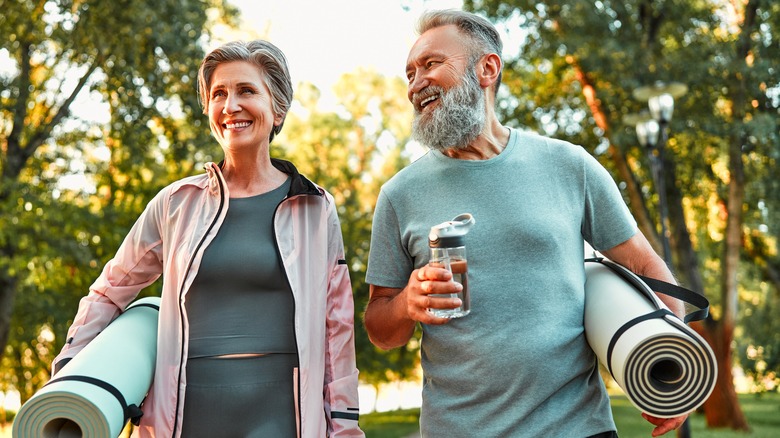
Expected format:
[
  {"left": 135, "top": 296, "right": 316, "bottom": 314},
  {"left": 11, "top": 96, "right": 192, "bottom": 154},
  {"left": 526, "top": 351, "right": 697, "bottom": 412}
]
[{"left": 429, "top": 259, "right": 470, "bottom": 318}]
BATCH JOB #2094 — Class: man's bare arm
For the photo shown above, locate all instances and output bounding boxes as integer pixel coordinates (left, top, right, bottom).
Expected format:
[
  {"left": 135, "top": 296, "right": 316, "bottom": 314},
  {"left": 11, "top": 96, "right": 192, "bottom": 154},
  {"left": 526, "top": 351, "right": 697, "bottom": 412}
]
[
  {"left": 600, "top": 232, "right": 684, "bottom": 318},
  {"left": 364, "top": 267, "right": 461, "bottom": 350}
]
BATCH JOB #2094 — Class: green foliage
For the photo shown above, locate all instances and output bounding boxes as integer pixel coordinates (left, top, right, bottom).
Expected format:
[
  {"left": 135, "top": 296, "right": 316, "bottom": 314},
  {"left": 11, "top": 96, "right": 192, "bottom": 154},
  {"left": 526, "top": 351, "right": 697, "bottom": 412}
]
[
  {"left": 464, "top": 0, "right": 780, "bottom": 389},
  {"left": 612, "top": 393, "right": 780, "bottom": 437},
  {"left": 362, "top": 393, "right": 780, "bottom": 437},
  {"left": 0, "top": 0, "right": 236, "bottom": 403},
  {"left": 360, "top": 408, "right": 421, "bottom": 438},
  {"left": 1, "top": 0, "right": 422, "bottom": 399},
  {"left": 734, "top": 264, "right": 780, "bottom": 393},
  {"left": 5, "top": 0, "right": 777, "bottom": 415},
  {"left": 277, "top": 71, "right": 420, "bottom": 385}
]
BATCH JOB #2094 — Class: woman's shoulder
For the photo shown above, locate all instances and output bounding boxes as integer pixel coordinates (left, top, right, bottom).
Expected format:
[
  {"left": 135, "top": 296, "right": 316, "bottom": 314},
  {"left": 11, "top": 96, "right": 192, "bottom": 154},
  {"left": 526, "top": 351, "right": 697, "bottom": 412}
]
[
  {"left": 143, "top": 172, "right": 210, "bottom": 210},
  {"left": 165, "top": 172, "right": 210, "bottom": 196}
]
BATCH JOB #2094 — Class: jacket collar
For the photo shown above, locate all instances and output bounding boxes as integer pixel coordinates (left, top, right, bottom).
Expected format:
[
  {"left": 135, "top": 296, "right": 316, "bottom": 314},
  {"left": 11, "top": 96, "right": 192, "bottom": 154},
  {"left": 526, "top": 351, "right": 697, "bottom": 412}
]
[
  {"left": 270, "top": 158, "right": 322, "bottom": 197},
  {"left": 203, "top": 159, "right": 322, "bottom": 198}
]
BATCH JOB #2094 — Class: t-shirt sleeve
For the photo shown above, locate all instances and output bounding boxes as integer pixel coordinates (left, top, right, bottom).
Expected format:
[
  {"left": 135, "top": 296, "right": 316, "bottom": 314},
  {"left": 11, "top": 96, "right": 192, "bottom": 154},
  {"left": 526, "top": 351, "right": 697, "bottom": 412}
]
[
  {"left": 580, "top": 151, "right": 638, "bottom": 251},
  {"left": 365, "top": 189, "right": 414, "bottom": 289}
]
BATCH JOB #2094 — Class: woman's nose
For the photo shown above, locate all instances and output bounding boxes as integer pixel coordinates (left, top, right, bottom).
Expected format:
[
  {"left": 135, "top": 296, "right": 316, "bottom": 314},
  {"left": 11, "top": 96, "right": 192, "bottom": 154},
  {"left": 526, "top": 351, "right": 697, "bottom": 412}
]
[{"left": 222, "top": 94, "right": 240, "bottom": 114}]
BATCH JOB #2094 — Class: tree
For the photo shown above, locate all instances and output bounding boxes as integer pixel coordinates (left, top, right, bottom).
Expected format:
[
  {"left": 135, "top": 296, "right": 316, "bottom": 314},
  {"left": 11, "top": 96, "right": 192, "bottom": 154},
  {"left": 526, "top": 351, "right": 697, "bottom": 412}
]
[
  {"left": 277, "top": 71, "right": 421, "bottom": 389},
  {"left": 0, "top": 0, "right": 237, "bottom": 404},
  {"left": 465, "top": 0, "right": 779, "bottom": 430}
]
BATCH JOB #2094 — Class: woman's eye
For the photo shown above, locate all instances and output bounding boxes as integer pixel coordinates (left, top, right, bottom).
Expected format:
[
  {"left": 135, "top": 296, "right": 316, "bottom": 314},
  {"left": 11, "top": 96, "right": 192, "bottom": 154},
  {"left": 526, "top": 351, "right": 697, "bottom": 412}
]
[{"left": 211, "top": 90, "right": 226, "bottom": 98}]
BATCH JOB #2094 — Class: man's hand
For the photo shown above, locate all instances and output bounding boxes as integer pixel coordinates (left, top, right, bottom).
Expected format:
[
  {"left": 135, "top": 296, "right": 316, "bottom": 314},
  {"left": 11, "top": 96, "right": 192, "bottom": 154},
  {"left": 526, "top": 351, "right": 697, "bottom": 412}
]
[
  {"left": 365, "top": 266, "right": 462, "bottom": 350},
  {"left": 407, "top": 266, "right": 462, "bottom": 325},
  {"left": 641, "top": 413, "right": 688, "bottom": 437}
]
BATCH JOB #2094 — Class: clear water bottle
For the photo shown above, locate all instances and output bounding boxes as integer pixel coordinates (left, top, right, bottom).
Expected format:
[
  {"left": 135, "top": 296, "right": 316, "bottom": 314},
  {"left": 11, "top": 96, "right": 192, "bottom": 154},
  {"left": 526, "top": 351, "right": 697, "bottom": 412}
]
[{"left": 428, "top": 213, "right": 475, "bottom": 318}]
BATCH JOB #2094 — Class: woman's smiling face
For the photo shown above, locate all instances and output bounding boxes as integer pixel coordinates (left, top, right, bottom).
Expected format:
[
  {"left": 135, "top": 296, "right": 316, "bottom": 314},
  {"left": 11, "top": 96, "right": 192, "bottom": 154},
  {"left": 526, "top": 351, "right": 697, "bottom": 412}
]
[{"left": 207, "top": 61, "right": 281, "bottom": 152}]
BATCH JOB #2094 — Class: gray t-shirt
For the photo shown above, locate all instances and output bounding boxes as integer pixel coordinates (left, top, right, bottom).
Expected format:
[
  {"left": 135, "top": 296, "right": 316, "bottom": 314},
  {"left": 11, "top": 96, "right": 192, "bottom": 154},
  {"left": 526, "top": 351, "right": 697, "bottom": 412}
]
[{"left": 366, "top": 129, "right": 637, "bottom": 437}]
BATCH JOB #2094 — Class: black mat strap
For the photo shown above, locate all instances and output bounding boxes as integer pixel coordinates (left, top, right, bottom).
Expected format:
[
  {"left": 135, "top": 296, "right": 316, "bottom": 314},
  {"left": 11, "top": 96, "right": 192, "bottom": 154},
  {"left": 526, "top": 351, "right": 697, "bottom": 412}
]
[
  {"left": 44, "top": 375, "right": 144, "bottom": 425},
  {"left": 605, "top": 309, "right": 674, "bottom": 376},
  {"left": 585, "top": 257, "right": 710, "bottom": 323}
]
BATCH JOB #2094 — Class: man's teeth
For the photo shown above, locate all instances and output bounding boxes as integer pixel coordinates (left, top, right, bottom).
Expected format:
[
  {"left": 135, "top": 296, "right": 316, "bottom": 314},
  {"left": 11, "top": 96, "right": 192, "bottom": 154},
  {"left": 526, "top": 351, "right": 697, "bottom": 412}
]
[
  {"left": 225, "top": 121, "right": 251, "bottom": 129},
  {"left": 421, "top": 95, "right": 438, "bottom": 107}
]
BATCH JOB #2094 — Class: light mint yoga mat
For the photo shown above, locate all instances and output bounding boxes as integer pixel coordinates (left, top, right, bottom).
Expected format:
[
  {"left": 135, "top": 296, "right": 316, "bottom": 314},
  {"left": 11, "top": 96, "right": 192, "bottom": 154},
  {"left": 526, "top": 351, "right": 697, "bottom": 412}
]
[
  {"left": 13, "top": 297, "right": 160, "bottom": 438},
  {"left": 584, "top": 260, "right": 716, "bottom": 418}
]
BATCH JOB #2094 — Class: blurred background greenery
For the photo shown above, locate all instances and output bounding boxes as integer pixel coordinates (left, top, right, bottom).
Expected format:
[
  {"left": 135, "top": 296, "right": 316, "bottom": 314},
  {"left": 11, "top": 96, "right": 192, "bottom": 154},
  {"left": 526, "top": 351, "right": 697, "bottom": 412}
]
[{"left": 1, "top": 0, "right": 778, "bottom": 435}]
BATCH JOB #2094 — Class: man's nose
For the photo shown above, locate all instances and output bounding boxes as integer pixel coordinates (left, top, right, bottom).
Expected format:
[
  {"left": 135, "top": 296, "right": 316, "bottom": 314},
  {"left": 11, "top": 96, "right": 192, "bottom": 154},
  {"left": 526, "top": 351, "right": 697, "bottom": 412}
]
[{"left": 408, "top": 71, "right": 429, "bottom": 99}]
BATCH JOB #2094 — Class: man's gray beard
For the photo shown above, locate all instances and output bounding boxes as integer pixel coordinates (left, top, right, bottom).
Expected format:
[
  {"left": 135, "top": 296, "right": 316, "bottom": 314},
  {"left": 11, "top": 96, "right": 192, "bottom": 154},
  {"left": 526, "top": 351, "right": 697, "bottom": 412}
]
[{"left": 411, "top": 71, "right": 486, "bottom": 152}]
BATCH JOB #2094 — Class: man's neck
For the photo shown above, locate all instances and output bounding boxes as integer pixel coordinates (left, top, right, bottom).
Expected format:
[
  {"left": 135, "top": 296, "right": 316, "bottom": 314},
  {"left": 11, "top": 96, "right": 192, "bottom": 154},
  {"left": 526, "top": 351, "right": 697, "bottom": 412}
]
[{"left": 443, "top": 119, "right": 510, "bottom": 160}]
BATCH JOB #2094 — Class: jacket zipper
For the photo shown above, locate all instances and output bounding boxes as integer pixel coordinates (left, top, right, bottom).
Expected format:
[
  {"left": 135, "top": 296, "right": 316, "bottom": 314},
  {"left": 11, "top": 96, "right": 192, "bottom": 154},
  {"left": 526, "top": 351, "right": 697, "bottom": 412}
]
[
  {"left": 271, "top": 194, "right": 303, "bottom": 437},
  {"left": 171, "top": 168, "right": 225, "bottom": 437}
]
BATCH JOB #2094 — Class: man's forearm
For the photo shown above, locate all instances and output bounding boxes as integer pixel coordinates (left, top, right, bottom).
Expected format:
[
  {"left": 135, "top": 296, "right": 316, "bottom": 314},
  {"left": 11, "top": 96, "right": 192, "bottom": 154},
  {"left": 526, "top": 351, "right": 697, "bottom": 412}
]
[{"left": 364, "top": 286, "right": 417, "bottom": 350}]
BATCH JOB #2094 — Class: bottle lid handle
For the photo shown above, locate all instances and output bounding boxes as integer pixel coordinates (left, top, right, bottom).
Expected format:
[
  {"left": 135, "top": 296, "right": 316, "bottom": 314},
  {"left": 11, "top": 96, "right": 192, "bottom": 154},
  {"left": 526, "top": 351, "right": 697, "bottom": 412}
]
[
  {"left": 450, "top": 213, "right": 475, "bottom": 228},
  {"left": 429, "top": 213, "right": 475, "bottom": 243}
]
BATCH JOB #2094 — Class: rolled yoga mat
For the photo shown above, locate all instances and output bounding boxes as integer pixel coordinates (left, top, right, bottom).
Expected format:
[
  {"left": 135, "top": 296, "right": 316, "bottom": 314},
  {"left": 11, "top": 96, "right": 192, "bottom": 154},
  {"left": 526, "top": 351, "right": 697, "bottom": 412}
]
[
  {"left": 13, "top": 296, "right": 160, "bottom": 438},
  {"left": 584, "top": 258, "right": 716, "bottom": 418}
]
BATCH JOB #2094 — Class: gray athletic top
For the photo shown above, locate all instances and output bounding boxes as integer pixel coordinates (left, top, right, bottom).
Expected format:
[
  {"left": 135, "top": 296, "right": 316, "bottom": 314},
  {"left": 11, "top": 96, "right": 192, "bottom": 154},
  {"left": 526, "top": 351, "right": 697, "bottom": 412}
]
[
  {"left": 186, "top": 177, "right": 296, "bottom": 358},
  {"left": 366, "top": 129, "right": 637, "bottom": 437}
]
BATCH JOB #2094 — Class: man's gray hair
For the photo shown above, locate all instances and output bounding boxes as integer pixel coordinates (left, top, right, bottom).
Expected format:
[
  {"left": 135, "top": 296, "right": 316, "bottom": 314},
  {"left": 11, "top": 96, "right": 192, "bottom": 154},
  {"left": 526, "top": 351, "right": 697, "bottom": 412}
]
[
  {"left": 416, "top": 9, "right": 503, "bottom": 91},
  {"left": 198, "top": 40, "right": 293, "bottom": 143}
]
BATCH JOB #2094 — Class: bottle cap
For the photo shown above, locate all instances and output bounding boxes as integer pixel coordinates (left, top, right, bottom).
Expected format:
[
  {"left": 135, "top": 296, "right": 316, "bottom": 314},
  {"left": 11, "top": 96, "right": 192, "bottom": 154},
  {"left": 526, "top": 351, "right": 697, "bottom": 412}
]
[{"left": 429, "top": 213, "right": 475, "bottom": 248}]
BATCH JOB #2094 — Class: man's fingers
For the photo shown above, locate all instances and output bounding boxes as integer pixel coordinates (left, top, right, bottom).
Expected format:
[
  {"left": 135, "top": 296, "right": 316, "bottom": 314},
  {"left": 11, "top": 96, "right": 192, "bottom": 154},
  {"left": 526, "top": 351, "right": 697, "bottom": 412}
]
[
  {"left": 641, "top": 413, "right": 687, "bottom": 437},
  {"left": 416, "top": 266, "right": 453, "bottom": 282}
]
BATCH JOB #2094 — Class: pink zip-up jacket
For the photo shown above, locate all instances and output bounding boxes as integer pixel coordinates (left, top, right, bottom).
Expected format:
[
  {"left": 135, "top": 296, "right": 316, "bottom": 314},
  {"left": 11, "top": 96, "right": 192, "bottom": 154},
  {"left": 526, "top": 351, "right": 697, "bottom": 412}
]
[{"left": 54, "top": 159, "right": 364, "bottom": 437}]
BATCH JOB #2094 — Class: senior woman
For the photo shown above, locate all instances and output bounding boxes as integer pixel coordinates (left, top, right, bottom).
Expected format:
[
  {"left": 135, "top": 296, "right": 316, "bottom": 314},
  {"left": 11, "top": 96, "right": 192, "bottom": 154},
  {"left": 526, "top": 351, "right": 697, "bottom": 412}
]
[{"left": 53, "top": 40, "right": 364, "bottom": 437}]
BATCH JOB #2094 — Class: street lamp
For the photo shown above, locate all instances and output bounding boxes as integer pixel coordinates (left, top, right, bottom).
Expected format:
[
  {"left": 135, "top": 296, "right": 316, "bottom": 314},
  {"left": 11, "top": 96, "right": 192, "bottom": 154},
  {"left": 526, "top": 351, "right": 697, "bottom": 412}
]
[
  {"left": 632, "top": 81, "right": 689, "bottom": 438},
  {"left": 631, "top": 81, "right": 688, "bottom": 267}
]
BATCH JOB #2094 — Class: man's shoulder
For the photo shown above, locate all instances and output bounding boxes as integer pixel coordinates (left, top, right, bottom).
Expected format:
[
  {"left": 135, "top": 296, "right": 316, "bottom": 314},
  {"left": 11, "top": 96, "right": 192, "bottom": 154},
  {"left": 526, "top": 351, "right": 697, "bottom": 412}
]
[
  {"left": 382, "top": 151, "right": 437, "bottom": 191},
  {"left": 514, "top": 129, "right": 585, "bottom": 154},
  {"left": 511, "top": 130, "right": 596, "bottom": 172}
]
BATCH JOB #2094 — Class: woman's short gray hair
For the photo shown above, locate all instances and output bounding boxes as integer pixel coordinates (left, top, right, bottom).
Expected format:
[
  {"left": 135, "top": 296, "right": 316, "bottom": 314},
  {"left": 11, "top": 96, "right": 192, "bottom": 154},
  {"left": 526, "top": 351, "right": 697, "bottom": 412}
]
[
  {"left": 417, "top": 9, "right": 503, "bottom": 91},
  {"left": 198, "top": 40, "right": 293, "bottom": 142}
]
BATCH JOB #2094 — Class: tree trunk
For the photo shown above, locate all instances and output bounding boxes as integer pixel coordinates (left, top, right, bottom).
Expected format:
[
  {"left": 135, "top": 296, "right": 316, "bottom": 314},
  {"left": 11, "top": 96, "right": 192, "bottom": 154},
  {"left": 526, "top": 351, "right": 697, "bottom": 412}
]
[
  {"left": 693, "top": 0, "right": 757, "bottom": 430},
  {"left": 662, "top": 156, "right": 705, "bottom": 294},
  {"left": 0, "top": 245, "right": 17, "bottom": 360},
  {"left": 564, "top": 57, "right": 660, "bottom": 249},
  {"left": 697, "top": 119, "right": 749, "bottom": 429},
  {"left": 695, "top": 320, "right": 749, "bottom": 430}
]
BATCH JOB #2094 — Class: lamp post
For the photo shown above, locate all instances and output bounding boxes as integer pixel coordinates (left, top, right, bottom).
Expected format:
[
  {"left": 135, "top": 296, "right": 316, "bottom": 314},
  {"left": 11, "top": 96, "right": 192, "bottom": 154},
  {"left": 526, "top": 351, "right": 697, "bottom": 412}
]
[
  {"left": 631, "top": 82, "right": 688, "bottom": 267},
  {"left": 632, "top": 82, "right": 689, "bottom": 438},
  {"left": 635, "top": 115, "right": 672, "bottom": 265}
]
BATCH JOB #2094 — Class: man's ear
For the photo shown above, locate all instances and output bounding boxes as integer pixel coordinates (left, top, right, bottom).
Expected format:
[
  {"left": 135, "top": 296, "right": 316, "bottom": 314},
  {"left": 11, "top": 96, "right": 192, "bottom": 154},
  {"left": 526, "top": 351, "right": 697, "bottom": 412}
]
[{"left": 477, "top": 53, "right": 502, "bottom": 89}]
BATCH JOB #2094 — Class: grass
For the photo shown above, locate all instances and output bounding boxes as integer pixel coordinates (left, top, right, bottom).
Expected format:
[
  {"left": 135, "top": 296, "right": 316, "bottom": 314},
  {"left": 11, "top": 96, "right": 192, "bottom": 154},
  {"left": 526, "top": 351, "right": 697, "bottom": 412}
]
[
  {"left": 3, "top": 393, "right": 777, "bottom": 438},
  {"left": 360, "top": 408, "right": 421, "bottom": 438},
  {"left": 360, "top": 393, "right": 780, "bottom": 437},
  {"left": 612, "top": 392, "right": 780, "bottom": 437}
]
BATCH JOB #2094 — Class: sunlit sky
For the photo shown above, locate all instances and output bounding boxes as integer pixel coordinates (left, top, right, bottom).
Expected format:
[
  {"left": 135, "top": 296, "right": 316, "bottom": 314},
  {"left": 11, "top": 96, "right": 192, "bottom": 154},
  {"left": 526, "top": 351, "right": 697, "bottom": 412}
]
[{"left": 222, "top": 0, "right": 464, "bottom": 97}]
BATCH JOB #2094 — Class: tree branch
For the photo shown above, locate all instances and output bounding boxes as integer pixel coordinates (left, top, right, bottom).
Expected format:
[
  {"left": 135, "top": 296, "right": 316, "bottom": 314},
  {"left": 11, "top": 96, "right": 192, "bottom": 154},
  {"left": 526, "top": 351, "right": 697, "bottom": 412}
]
[
  {"left": 3, "top": 41, "right": 33, "bottom": 181},
  {"left": 563, "top": 55, "right": 661, "bottom": 252},
  {"left": 22, "top": 56, "right": 102, "bottom": 171}
]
